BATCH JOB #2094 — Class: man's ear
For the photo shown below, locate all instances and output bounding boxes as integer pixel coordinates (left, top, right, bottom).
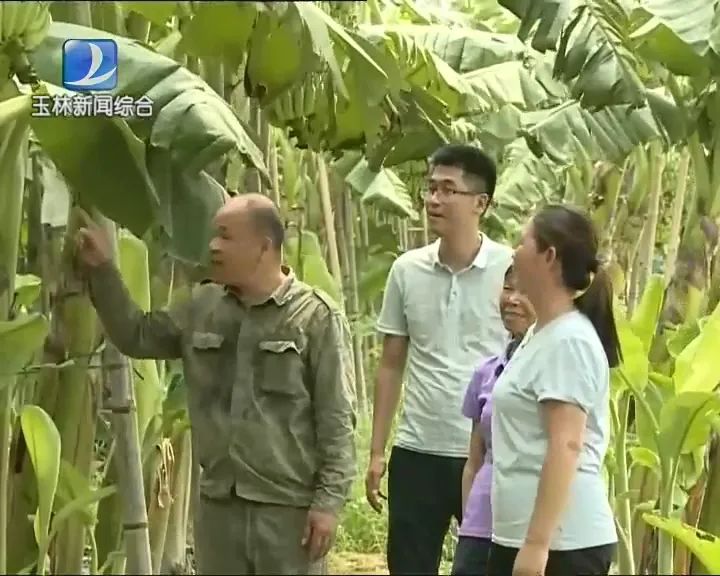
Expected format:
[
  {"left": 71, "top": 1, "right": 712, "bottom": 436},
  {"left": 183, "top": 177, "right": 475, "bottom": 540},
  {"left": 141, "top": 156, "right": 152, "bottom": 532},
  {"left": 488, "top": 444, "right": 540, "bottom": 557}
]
[
  {"left": 262, "top": 235, "right": 278, "bottom": 255},
  {"left": 476, "top": 193, "right": 490, "bottom": 216},
  {"left": 544, "top": 246, "right": 557, "bottom": 265}
]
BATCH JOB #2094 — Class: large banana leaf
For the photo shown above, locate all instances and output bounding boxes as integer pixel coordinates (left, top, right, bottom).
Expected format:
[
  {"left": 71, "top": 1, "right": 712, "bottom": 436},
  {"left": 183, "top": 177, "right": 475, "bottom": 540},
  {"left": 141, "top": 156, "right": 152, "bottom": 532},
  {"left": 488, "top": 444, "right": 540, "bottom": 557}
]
[
  {"left": 520, "top": 100, "right": 661, "bottom": 165},
  {"left": 30, "top": 21, "right": 266, "bottom": 261},
  {"left": 343, "top": 157, "right": 419, "bottom": 220},
  {"left": 147, "top": 148, "right": 226, "bottom": 265},
  {"left": 636, "top": 0, "right": 719, "bottom": 58},
  {"left": 359, "top": 27, "right": 481, "bottom": 117},
  {"left": 31, "top": 22, "right": 267, "bottom": 177},
  {"left": 499, "top": 0, "right": 572, "bottom": 52},
  {"left": 29, "top": 83, "right": 158, "bottom": 238},
  {"left": 492, "top": 138, "right": 565, "bottom": 239},
  {"left": 630, "top": 3, "right": 715, "bottom": 78},
  {"left": 463, "top": 59, "right": 563, "bottom": 112},
  {"left": 283, "top": 230, "right": 342, "bottom": 305},
  {"left": 358, "top": 24, "right": 527, "bottom": 73},
  {"left": 553, "top": 1, "right": 646, "bottom": 108}
]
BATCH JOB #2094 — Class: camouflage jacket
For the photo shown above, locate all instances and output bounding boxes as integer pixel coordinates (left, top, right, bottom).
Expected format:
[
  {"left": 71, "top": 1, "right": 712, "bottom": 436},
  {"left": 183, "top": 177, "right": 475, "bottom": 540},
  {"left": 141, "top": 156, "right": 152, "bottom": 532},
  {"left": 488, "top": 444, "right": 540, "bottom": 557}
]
[{"left": 87, "top": 262, "right": 357, "bottom": 514}]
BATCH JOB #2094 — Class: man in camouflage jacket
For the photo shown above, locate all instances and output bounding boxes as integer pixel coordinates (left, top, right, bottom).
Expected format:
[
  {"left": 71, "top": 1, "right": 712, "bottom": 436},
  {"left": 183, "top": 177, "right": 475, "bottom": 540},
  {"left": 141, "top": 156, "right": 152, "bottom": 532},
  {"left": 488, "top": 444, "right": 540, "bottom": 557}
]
[{"left": 75, "top": 194, "right": 357, "bottom": 575}]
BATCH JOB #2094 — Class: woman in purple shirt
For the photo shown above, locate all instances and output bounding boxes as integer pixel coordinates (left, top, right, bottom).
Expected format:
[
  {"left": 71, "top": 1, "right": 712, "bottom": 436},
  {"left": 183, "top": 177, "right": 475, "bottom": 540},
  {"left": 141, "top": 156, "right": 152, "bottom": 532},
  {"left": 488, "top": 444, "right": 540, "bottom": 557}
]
[{"left": 451, "top": 265, "right": 536, "bottom": 575}]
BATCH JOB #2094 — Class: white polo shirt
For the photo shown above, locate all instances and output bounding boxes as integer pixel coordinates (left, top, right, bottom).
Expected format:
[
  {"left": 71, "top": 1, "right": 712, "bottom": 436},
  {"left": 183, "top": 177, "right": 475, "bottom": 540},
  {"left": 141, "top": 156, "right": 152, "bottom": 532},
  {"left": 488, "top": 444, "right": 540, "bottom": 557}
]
[{"left": 376, "top": 234, "right": 513, "bottom": 457}]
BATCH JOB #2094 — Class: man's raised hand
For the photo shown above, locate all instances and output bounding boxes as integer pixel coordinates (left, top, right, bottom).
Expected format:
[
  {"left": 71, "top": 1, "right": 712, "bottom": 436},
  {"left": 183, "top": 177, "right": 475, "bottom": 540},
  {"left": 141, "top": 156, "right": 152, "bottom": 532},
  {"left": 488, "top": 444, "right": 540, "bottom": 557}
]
[{"left": 74, "top": 208, "right": 111, "bottom": 268}]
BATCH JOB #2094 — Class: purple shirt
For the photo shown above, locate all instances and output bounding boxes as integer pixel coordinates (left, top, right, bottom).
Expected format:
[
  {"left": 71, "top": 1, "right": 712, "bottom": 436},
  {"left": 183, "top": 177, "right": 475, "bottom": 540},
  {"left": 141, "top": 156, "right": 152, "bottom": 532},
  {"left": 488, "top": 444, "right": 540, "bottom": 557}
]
[{"left": 458, "top": 353, "right": 506, "bottom": 539}]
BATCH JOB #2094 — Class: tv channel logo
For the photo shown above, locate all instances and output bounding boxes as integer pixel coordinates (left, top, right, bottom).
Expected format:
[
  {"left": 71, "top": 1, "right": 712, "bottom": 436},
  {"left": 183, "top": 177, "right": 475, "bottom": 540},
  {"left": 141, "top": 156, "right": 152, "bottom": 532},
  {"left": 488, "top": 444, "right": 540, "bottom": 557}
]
[{"left": 62, "top": 39, "right": 118, "bottom": 91}]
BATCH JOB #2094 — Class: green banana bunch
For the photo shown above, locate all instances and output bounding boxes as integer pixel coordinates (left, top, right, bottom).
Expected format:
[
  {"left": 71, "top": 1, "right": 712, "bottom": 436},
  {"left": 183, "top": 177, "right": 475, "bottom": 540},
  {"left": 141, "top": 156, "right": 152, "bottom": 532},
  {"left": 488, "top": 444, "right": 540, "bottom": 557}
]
[
  {"left": 0, "top": 1, "right": 52, "bottom": 51},
  {"left": 267, "top": 73, "right": 322, "bottom": 124}
]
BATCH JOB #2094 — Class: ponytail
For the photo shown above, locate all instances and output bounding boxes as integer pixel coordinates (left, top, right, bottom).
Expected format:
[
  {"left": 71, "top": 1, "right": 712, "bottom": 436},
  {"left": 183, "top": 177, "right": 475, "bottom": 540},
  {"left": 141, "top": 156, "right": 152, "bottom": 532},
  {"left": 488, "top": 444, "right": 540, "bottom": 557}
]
[{"left": 574, "top": 267, "right": 622, "bottom": 368}]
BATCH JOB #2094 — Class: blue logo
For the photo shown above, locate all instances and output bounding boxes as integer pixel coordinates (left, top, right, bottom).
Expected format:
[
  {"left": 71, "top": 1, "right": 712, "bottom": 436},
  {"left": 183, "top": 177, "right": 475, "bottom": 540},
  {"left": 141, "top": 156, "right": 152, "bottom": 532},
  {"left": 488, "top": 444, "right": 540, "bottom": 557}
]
[{"left": 62, "top": 39, "right": 118, "bottom": 91}]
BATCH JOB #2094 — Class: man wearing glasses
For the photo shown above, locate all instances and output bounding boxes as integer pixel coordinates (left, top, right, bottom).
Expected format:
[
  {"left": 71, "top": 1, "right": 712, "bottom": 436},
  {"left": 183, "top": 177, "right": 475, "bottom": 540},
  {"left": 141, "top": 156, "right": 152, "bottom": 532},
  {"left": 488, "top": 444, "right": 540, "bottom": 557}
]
[{"left": 365, "top": 144, "right": 513, "bottom": 574}]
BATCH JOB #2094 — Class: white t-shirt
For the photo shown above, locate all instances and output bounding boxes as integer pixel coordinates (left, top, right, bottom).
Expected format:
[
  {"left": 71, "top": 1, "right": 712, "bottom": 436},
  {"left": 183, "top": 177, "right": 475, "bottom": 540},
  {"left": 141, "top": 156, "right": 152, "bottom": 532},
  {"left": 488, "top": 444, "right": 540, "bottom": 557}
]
[
  {"left": 490, "top": 310, "right": 618, "bottom": 549},
  {"left": 376, "top": 235, "right": 512, "bottom": 457}
]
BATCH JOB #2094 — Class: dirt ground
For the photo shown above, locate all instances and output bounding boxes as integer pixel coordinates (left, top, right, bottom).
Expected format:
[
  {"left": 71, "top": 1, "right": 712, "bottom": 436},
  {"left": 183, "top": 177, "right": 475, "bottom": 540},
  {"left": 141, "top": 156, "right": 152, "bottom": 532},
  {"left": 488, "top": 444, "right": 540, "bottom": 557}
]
[{"left": 328, "top": 551, "right": 388, "bottom": 574}]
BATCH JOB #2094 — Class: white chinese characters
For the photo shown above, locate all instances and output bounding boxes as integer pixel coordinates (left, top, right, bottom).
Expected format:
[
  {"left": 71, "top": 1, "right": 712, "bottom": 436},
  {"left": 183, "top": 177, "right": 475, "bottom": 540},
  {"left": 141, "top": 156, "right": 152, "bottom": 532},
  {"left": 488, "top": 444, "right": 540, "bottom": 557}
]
[{"left": 31, "top": 94, "right": 154, "bottom": 118}]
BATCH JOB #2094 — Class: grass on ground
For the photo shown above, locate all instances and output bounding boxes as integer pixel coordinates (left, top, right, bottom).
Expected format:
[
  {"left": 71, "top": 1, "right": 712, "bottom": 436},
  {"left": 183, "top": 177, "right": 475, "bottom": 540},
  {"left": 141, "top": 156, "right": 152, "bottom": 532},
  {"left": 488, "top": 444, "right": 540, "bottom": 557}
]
[{"left": 329, "top": 418, "right": 457, "bottom": 575}]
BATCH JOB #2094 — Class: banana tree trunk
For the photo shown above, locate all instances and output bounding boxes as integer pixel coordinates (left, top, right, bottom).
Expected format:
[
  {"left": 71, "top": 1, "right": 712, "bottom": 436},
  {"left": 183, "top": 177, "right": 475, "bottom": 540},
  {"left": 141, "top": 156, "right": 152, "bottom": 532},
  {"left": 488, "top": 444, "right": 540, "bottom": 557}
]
[
  {"left": 50, "top": 207, "right": 99, "bottom": 575},
  {"left": 612, "top": 393, "right": 636, "bottom": 574},
  {"left": 358, "top": 204, "right": 378, "bottom": 352},
  {"left": 147, "top": 439, "right": 174, "bottom": 573},
  {"left": 664, "top": 148, "right": 691, "bottom": 286},
  {"left": 268, "top": 131, "right": 281, "bottom": 207},
  {"left": 0, "top": 81, "right": 30, "bottom": 574},
  {"left": 8, "top": 231, "right": 64, "bottom": 574},
  {"left": 202, "top": 59, "right": 224, "bottom": 98},
  {"left": 676, "top": 471, "right": 707, "bottom": 575},
  {"left": 663, "top": 132, "right": 720, "bottom": 325},
  {"left": 99, "top": 218, "right": 152, "bottom": 576},
  {"left": 316, "top": 155, "right": 344, "bottom": 308},
  {"left": 633, "top": 142, "right": 665, "bottom": 304},
  {"left": 595, "top": 161, "right": 627, "bottom": 262},
  {"left": 97, "top": 219, "right": 153, "bottom": 574},
  {"left": 341, "top": 190, "right": 367, "bottom": 415},
  {"left": 161, "top": 429, "right": 192, "bottom": 574}
]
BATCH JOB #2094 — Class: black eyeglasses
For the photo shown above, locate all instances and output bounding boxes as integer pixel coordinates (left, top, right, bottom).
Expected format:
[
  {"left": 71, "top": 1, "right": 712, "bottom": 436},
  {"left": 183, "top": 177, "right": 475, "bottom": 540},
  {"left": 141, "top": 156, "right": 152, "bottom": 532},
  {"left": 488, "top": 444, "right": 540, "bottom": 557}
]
[{"left": 424, "top": 183, "right": 482, "bottom": 199}]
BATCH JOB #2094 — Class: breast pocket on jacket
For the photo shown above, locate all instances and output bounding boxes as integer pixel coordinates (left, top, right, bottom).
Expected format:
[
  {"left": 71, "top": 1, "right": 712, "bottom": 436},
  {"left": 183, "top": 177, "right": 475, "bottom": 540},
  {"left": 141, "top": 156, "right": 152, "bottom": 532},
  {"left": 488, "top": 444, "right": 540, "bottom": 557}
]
[
  {"left": 187, "top": 330, "right": 227, "bottom": 394},
  {"left": 254, "top": 336, "right": 308, "bottom": 400}
]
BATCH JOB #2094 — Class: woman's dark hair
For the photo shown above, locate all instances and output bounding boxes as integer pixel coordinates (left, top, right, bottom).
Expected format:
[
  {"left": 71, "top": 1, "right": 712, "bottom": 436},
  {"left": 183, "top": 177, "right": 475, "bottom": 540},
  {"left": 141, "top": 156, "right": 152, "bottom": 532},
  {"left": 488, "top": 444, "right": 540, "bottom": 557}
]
[{"left": 531, "top": 204, "right": 622, "bottom": 368}]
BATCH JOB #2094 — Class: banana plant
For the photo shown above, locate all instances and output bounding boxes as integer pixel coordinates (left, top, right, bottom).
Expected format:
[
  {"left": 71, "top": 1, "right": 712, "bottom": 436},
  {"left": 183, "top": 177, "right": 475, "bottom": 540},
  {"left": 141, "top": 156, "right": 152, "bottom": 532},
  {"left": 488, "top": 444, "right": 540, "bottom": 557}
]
[
  {"left": 0, "top": 3, "right": 55, "bottom": 573},
  {"left": 608, "top": 275, "right": 720, "bottom": 575}
]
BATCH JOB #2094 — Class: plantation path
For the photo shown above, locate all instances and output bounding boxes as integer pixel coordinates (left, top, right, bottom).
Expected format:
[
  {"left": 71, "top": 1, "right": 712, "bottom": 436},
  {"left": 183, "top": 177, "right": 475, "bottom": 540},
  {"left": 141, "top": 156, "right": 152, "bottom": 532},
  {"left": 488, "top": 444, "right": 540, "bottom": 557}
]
[{"left": 329, "top": 551, "right": 388, "bottom": 574}]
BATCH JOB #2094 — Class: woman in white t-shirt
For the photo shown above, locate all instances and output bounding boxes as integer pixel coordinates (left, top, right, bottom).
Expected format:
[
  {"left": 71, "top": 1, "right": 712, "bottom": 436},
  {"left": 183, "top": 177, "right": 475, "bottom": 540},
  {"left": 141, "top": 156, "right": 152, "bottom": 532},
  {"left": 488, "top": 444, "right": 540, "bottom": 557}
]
[{"left": 487, "top": 204, "right": 619, "bottom": 576}]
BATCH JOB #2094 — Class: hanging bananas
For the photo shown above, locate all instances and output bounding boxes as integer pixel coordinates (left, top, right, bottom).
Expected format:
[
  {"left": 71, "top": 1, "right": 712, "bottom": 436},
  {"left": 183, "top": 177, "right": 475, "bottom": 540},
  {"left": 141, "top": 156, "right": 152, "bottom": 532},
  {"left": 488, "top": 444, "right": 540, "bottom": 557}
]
[{"left": 0, "top": 1, "right": 52, "bottom": 52}]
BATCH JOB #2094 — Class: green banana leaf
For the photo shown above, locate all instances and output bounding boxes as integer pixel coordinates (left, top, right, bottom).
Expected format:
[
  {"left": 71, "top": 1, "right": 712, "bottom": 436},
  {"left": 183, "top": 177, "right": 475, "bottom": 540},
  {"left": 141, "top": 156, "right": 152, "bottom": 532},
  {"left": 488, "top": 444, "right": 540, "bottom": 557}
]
[
  {"left": 499, "top": 0, "right": 572, "bottom": 52},
  {"left": 29, "top": 21, "right": 266, "bottom": 260},
  {"left": 359, "top": 24, "right": 527, "bottom": 73}
]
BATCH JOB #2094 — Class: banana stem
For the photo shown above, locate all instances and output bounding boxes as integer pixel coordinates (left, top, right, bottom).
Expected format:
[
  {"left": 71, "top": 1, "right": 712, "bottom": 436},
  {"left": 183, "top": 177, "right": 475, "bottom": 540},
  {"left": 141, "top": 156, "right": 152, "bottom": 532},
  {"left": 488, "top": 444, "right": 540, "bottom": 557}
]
[{"left": 0, "top": 80, "right": 31, "bottom": 574}]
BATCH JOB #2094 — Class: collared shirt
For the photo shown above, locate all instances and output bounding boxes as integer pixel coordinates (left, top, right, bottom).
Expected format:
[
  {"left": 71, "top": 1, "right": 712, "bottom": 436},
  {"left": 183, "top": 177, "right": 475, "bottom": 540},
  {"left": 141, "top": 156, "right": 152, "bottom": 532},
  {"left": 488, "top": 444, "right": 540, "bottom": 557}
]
[
  {"left": 376, "top": 234, "right": 513, "bottom": 457},
  {"left": 88, "top": 263, "right": 357, "bottom": 514}
]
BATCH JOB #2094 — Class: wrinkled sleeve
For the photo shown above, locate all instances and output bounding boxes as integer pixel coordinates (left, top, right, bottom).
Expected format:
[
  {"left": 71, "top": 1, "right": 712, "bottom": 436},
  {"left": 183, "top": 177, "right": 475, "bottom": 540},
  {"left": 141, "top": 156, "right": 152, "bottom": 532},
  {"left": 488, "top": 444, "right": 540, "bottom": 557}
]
[
  {"left": 309, "top": 309, "right": 358, "bottom": 514},
  {"left": 533, "top": 337, "right": 603, "bottom": 413},
  {"left": 462, "top": 366, "right": 486, "bottom": 421},
  {"left": 376, "top": 260, "right": 407, "bottom": 336},
  {"left": 87, "top": 261, "right": 189, "bottom": 359}
]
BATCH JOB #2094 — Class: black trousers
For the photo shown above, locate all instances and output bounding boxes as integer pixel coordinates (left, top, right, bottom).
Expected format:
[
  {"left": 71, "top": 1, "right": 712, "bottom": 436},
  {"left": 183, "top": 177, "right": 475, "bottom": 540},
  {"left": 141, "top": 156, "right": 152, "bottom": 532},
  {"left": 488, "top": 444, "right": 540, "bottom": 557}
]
[
  {"left": 451, "top": 536, "right": 491, "bottom": 575},
  {"left": 387, "top": 446, "right": 466, "bottom": 575},
  {"left": 486, "top": 542, "right": 616, "bottom": 576}
]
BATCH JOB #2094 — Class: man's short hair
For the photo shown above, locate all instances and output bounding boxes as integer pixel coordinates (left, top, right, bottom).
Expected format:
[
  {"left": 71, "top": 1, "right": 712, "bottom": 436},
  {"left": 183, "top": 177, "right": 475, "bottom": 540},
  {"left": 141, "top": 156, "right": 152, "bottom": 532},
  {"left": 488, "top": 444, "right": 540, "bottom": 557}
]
[
  {"left": 429, "top": 144, "right": 497, "bottom": 200},
  {"left": 249, "top": 201, "right": 285, "bottom": 252}
]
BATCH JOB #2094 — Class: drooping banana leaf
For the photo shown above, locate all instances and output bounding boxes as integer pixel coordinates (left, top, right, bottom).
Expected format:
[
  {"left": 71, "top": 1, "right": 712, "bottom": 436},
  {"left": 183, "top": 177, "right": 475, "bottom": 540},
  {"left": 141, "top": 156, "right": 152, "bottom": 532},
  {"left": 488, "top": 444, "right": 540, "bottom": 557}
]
[
  {"left": 29, "top": 21, "right": 267, "bottom": 260},
  {"left": 519, "top": 100, "right": 662, "bottom": 166},
  {"left": 344, "top": 157, "right": 419, "bottom": 220},
  {"left": 359, "top": 24, "right": 527, "bottom": 73},
  {"left": 552, "top": 1, "right": 646, "bottom": 108},
  {"left": 499, "top": 0, "right": 573, "bottom": 52}
]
